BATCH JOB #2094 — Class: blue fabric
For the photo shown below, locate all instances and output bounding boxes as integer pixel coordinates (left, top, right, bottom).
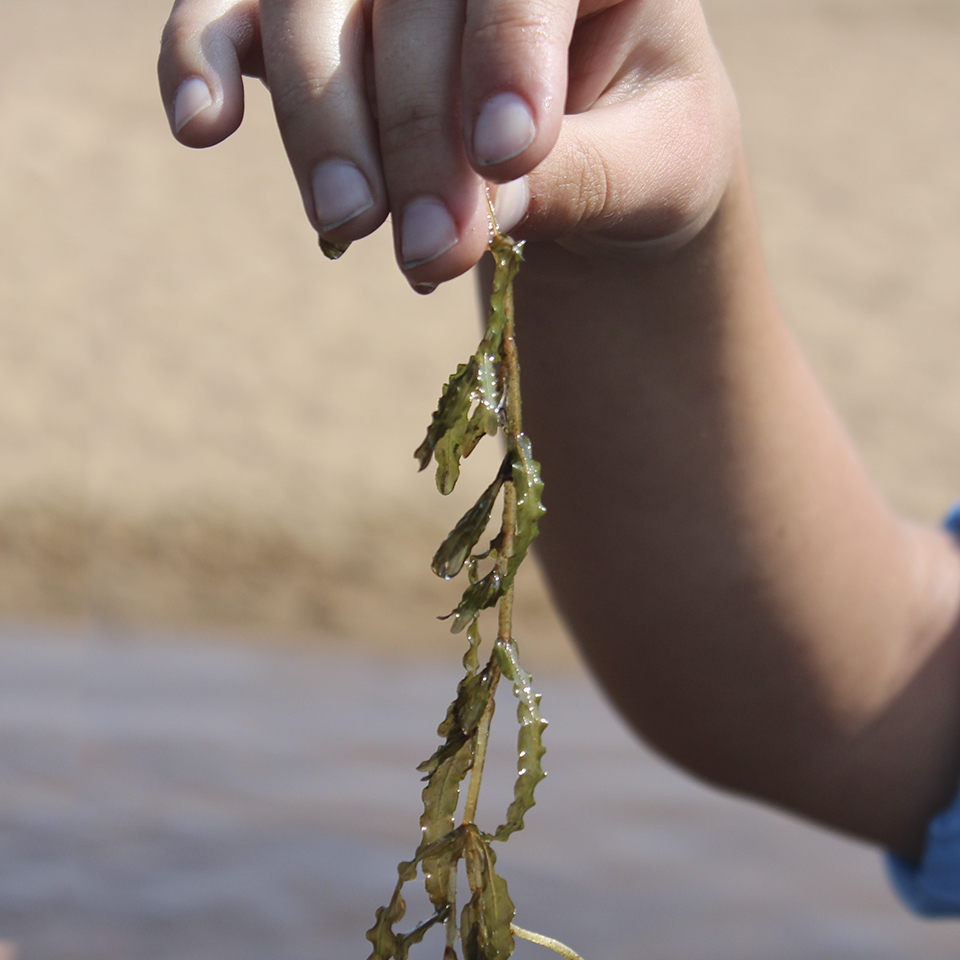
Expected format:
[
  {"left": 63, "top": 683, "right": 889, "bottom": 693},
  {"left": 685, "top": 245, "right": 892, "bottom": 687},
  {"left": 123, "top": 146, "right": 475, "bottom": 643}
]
[
  {"left": 884, "top": 500, "right": 960, "bottom": 916},
  {"left": 886, "top": 786, "right": 960, "bottom": 916},
  {"left": 945, "top": 502, "right": 960, "bottom": 538}
]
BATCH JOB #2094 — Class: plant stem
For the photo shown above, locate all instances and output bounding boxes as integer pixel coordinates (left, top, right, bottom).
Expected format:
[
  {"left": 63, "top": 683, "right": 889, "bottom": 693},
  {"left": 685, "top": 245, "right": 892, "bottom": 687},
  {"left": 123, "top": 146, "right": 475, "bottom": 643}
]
[
  {"left": 461, "top": 690, "right": 495, "bottom": 825},
  {"left": 498, "top": 248, "right": 522, "bottom": 643},
  {"left": 501, "top": 267, "right": 522, "bottom": 438},
  {"left": 510, "top": 925, "right": 584, "bottom": 960}
]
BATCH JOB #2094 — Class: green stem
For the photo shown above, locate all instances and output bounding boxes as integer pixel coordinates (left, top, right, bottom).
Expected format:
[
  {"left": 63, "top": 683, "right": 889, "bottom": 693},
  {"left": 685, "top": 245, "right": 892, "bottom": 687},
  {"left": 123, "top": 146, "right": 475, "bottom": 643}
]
[
  {"left": 498, "top": 245, "right": 522, "bottom": 643},
  {"left": 461, "top": 690, "right": 495, "bottom": 825}
]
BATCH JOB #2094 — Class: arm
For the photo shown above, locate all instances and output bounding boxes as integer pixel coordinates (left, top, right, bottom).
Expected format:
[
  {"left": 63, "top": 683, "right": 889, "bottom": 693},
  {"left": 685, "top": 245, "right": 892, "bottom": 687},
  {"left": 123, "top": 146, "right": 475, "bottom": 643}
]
[{"left": 509, "top": 153, "right": 960, "bottom": 858}]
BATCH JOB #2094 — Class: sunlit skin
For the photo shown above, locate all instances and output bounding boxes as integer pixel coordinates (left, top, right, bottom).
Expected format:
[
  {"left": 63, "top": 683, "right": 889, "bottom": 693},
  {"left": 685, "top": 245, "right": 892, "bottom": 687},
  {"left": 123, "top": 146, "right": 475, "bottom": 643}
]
[{"left": 159, "top": 0, "right": 960, "bottom": 861}]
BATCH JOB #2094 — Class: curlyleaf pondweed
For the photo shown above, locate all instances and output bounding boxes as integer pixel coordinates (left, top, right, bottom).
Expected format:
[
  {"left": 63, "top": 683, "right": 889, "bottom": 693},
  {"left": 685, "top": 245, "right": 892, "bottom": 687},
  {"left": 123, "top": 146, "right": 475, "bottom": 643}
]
[{"left": 340, "top": 224, "right": 583, "bottom": 960}]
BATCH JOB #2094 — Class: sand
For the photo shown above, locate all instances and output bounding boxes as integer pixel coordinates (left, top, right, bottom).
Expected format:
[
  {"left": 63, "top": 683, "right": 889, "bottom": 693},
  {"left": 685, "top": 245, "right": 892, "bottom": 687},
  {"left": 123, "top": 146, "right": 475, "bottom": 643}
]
[{"left": 1, "top": 0, "right": 960, "bottom": 664}]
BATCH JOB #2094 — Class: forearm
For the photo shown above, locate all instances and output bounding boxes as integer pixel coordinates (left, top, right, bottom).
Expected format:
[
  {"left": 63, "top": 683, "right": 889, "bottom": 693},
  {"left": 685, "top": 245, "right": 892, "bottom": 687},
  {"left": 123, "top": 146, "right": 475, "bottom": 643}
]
[{"left": 506, "top": 151, "right": 960, "bottom": 855}]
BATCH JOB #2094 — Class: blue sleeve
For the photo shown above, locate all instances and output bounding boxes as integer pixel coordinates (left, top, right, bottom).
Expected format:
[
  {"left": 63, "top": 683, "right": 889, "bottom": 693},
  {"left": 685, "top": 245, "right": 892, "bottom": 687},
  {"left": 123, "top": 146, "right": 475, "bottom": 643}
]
[{"left": 884, "top": 501, "right": 960, "bottom": 916}]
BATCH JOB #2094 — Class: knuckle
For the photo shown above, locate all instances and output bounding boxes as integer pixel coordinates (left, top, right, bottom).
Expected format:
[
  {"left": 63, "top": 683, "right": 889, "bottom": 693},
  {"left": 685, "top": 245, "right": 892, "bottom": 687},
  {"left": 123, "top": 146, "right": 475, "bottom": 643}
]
[
  {"left": 377, "top": 102, "right": 442, "bottom": 153},
  {"left": 470, "top": 12, "right": 552, "bottom": 50},
  {"left": 569, "top": 137, "right": 610, "bottom": 227},
  {"left": 466, "top": 0, "right": 567, "bottom": 51},
  {"left": 271, "top": 76, "right": 328, "bottom": 123},
  {"left": 159, "top": 15, "right": 196, "bottom": 59}
]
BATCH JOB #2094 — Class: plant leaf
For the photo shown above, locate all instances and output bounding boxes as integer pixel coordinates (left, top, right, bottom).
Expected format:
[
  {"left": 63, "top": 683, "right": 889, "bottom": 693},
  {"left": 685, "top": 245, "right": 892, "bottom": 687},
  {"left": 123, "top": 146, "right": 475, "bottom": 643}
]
[
  {"left": 504, "top": 435, "right": 546, "bottom": 585},
  {"left": 434, "top": 424, "right": 466, "bottom": 496},
  {"left": 395, "top": 910, "right": 448, "bottom": 960},
  {"left": 418, "top": 666, "right": 495, "bottom": 778},
  {"left": 463, "top": 619, "right": 482, "bottom": 676},
  {"left": 432, "top": 459, "right": 510, "bottom": 580},
  {"left": 415, "top": 357, "right": 479, "bottom": 477},
  {"left": 434, "top": 403, "right": 494, "bottom": 496},
  {"left": 482, "top": 238, "right": 525, "bottom": 360},
  {"left": 491, "top": 638, "right": 547, "bottom": 842},
  {"left": 460, "top": 893, "right": 482, "bottom": 960},
  {"left": 419, "top": 737, "right": 474, "bottom": 909},
  {"left": 367, "top": 833, "right": 469, "bottom": 960},
  {"left": 461, "top": 403, "right": 497, "bottom": 458},
  {"left": 475, "top": 352, "right": 501, "bottom": 424},
  {"left": 366, "top": 859, "right": 416, "bottom": 960},
  {"left": 461, "top": 827, "right": 516, "bottom": 960},
  {"left": 319, "top": 237, "right": 351, "bottom": 260},
  {"left": 441, "top": 569, "right": 502, "bottom": 634}
]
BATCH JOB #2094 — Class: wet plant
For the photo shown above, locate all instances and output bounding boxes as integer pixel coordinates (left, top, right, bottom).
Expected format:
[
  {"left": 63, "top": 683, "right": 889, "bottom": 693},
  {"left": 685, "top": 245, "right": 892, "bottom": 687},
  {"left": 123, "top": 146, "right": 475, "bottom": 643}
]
[{"left": 325, "top": 219, "right": 583, "bottom": 960}]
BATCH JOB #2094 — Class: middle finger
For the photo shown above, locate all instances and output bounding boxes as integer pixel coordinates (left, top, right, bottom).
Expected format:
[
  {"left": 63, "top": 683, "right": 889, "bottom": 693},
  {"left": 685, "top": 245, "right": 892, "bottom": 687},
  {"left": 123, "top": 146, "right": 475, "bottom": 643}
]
[{"left": 373, "top": 0, "right": 491, "bottom": 283}]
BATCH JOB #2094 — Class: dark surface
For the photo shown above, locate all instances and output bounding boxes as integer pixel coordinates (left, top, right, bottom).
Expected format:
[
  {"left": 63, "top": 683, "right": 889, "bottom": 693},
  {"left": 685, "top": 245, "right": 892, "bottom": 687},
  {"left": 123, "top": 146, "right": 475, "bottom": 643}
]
[{"left": 0, "top": 623, "right": 957, "bottom": 960}]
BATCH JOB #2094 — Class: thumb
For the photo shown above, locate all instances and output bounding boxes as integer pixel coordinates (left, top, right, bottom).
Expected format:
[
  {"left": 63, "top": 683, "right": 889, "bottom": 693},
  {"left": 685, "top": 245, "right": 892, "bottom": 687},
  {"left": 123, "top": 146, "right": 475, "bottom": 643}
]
[{"left": 494, "top": 71, "right": 739, "bottom": 252}]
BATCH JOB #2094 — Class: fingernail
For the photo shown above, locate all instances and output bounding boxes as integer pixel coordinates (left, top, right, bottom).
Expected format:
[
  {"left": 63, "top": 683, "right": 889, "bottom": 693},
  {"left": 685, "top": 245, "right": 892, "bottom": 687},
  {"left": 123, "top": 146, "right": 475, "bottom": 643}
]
[
  {"left": 174, "top": 76, "right": 213, "bottom": 133},
  {"left": 493, "top": 178, "right": 529, "bottom": 235},
  {"left": 411, "top": 281, "right": 438, "bottom": 296},
  {"left": 473, "top": 92, "right": 536, "bottom": 167},
  {"left": 312, "top": 160, "right": 375, "bottom": 231},
  {"left": 400, "top": 198, "right": 458, "bottom": 269}
]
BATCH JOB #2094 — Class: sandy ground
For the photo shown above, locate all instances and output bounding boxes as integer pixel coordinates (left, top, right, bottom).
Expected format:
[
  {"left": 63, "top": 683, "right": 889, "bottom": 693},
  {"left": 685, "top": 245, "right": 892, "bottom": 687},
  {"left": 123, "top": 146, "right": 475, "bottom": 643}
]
[{"left": 2, "top": 0, "right": 960, "bottom": 661}]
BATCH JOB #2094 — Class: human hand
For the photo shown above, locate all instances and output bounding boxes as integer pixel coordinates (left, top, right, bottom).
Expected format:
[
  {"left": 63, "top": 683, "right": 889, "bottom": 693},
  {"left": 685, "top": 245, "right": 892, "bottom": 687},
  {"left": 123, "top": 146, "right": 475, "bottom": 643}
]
[{"left": 158, "top": 0, "right": 739, "bottom": 288}]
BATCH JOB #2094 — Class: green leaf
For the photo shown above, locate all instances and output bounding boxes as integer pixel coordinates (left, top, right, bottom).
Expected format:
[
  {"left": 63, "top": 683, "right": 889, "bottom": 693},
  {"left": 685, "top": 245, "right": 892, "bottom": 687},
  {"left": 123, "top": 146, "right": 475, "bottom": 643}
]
[
  {"left": 395, "top": 910, "right": 448, "bottom": 960},
  {"left": 462, "top": 403, "right": 497, "bottom": 458},
  {"left": 419, "top": 737, "right": 474, "bottom": 909},
  {"left": 461, "top": 827, "right": 516, "bottom": 960},
  {"left": 366, "top": 860, "right": 414, "bottom": 960},
  {"left": 491, "top": 638, "right": 547, "bottom": 842},
  {"left": 481, "top": 238, "right": 525, "bottom": 359},
  {"left": 319, "top": 237, "right": 350, "bottom": 260},
  {"left": 441, "top": 569, "right": 502, "bottom": 634},
  {"left": 433, "top": 403, "right": 495, "bottom": 496},
  {"left": 366, "top": 902, "right": 402, "bottom": 960},
  {"left": 367, "top": 833, "right": 469, "bottom": 960},
  {"left": 504, "top": 435, "right": 546, "bottom": 585},
  {"left": 463, "top": 619, "right": 482, "bottom": 676},
  {"left": 418, "top": 667, "right": 495, "bottom": 778},
  {"left": 434, "top": 425, "right": 466, "bottom": 496},
  {"left": 415, "top": 357, "right": 479, "bottom": 477},
  {"left": 460, "top": 894, "right": 482, "bottom": 960},
  {"left": 475, "top": 352, "right": 501, "bottom": 425},
  {"left": 432, "top": 459, "right": 510, "bottom": 580}
]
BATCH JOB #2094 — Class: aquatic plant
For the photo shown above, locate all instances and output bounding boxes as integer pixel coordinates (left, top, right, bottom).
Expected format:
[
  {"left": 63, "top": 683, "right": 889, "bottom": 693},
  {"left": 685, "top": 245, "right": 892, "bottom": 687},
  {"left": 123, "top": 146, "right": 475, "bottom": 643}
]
[{"left": 324, "top": 217, "right": 582, "bottom": 960}]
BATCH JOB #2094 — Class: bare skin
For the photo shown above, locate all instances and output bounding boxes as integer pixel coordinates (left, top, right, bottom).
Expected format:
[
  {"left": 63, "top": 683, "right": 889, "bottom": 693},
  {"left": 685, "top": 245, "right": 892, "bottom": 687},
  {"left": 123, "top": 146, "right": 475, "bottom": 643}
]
[
  {"left": 158, "top": 0, "right": 960, "bottom": 858},
  {"left": 502, "top": 156, "right": 960, "bottom": 858}
]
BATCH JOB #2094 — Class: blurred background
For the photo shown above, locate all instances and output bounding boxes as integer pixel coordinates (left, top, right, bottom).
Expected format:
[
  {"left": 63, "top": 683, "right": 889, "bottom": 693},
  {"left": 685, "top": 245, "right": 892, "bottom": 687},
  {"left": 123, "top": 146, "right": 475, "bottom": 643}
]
[{"left": 1, "top": 0, "right": 960, "bottom": 957}]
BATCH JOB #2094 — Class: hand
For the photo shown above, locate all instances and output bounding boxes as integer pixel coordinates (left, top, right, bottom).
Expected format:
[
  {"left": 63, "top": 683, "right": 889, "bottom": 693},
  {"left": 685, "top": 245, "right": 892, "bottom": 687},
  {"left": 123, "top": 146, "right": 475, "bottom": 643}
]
[{"left": 158, "top": 0, "right": 739, "bottom": 287}]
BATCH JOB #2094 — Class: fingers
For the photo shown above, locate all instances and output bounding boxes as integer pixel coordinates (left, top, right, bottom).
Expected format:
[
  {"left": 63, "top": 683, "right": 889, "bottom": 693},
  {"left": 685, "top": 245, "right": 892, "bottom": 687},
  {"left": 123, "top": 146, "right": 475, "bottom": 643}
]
[
  {"left": 158, "top": 0, "right": 588, "bottom": 284},
  {"left": 159, "top": 0, "right": 262, "bottom": 147},
  {"left": 459, "top": 0, "right": 577, "bottom": 183},
  {"left": 159, "top": 0, "right": 737, "bottom": 283}
]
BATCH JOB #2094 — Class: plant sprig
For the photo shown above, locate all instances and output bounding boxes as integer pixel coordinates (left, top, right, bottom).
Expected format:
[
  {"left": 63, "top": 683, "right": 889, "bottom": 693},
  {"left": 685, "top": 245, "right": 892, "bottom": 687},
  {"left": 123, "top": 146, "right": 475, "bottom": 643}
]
[{"left": 343, "top": 226, "right": 581, "bottom": 960}]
